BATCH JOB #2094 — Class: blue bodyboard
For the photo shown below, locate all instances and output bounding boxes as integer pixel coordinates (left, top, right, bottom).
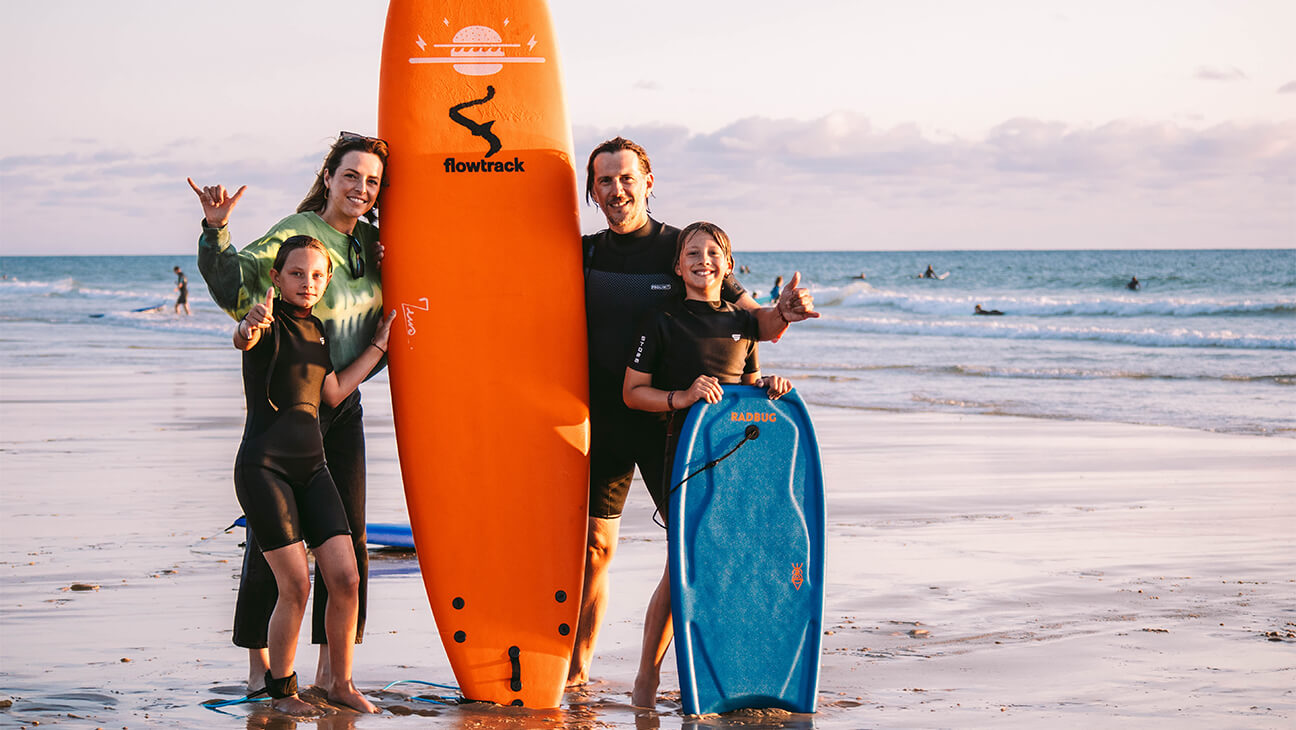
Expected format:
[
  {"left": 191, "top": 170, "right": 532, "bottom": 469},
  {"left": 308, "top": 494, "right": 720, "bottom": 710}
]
[{"left": 668, "top": 386, "right": 825, "bottom": 715}]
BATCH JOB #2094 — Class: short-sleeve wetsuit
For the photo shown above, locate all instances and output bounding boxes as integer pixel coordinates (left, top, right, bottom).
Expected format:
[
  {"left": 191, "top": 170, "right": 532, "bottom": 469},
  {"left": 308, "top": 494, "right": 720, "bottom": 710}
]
[
  {"left": 583, "top": 218, "right": 748, "bottom": 518},
  {"left": 234, "top": 301, "right": 351, "bottom": 552},
  {"left": 199, "top": 211, "right": 383, "bottom": 647},
  {"left": 627, "top": 297, "right": 761, "bottom": 518}
]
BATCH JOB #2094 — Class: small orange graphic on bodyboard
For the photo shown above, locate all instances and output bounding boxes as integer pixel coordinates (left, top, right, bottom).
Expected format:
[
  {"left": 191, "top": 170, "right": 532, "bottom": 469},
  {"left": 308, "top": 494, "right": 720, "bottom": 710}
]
[{"left": 791, "top": 563, "right": 804, "bottom": 590}]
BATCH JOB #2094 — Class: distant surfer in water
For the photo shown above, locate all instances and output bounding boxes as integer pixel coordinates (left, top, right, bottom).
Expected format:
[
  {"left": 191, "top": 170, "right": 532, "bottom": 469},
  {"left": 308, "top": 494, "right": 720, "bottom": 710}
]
[
  {"left": 228, "top": 237, "right": 392, "bottom": 714},
  {"left": 173, "top": 266, "right": 190, "bottom": 315},
  {"left": 923, "top": 265, "right": 937, "bottom": 279},
  {"left": 188, "top": 132, "right": 387, "bottom": 700},
  {"left": 569, "top": 137, "right": 818, "bottom": 689},
  {"left": 1127, "top": 276, "right": 1140, "bottom": 290},
  {"left": 622, "top": 221, "right": 792, "bottom": 708},
  {"left": 974, "top": 304, "right": 1004, "bottom": 315},
  {"left": 770, "top": 275, "right": 783, "bottom": 303}
]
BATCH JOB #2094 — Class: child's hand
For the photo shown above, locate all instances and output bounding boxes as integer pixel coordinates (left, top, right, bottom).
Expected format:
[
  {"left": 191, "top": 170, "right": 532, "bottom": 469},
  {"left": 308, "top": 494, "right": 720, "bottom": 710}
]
[
  {"left": 759, "top": 374, "right": 791, "bottom": 400},
  {"left": 371, "top": 309, "right": 397, "bottom": 351},
  {"left": 243, "top": 287, "right": 275, "bottom": 335},
  {"left": 685, "top": 375, "right": 723, "bottom": 406}
]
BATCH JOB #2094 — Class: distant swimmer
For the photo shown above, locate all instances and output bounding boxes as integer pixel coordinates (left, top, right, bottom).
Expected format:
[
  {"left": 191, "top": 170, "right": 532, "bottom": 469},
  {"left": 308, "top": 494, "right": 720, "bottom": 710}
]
[
  {"left": 852, "top": 272, "right": 867, "bottom": 280},
  {"left": 1126, "top": 276, "right": 1140, "bottom": 290},
  {"left": 923, "top": 265, "right": 937, "bottom": 279},
  {"left": 974, "top": 304, "right": 1004, "bottom": 316},
  {"left": 173, "top": 266, "right": 190, "bottom": 315},
  {"left": 770, "top": 275, "right": 783, "bottom": 303}
]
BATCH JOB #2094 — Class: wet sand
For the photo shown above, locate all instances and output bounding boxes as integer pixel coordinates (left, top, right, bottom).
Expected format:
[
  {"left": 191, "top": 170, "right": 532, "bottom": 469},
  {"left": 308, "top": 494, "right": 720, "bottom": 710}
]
[{"left": 1, "top": 323, "right": 1294, "bottom": 728}]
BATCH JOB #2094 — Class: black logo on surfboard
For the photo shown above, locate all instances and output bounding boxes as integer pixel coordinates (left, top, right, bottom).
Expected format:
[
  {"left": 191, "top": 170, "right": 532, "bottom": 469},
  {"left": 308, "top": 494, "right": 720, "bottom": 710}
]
[{"left": 449, "top": 86, "right": 502, "bottom": 158}]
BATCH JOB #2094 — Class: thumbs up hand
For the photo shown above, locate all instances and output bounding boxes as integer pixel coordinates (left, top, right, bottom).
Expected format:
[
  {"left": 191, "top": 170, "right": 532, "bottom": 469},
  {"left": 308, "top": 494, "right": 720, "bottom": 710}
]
[
  {"left": 776, "top": 271, "right": 820, "bottom": 322},
  {"left": 244, "top": 286, "right": 275, "bottom": 335}
]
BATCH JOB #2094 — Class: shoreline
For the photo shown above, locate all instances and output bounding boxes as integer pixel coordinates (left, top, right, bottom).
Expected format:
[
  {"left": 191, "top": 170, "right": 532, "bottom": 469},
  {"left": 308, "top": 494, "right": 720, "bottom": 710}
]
[{"left": 1, "top": 329, "right": 1293, "bottom": 727}]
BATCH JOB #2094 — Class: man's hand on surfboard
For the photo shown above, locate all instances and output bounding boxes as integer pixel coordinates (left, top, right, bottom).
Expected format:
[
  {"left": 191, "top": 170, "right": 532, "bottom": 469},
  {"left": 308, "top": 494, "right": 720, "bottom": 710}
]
[
  {"left": 187, "top": 177, "right": 247, "bottom": 229},
  {"left": 776, "top": 272, "right": 819, "bottom": 322}
]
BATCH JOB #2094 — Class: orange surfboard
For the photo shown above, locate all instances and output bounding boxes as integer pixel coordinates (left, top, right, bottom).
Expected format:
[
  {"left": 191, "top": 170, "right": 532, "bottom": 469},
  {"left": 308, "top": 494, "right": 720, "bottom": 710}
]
[{"left": 378, "top": 0, "right": 588, "bottom": 708}]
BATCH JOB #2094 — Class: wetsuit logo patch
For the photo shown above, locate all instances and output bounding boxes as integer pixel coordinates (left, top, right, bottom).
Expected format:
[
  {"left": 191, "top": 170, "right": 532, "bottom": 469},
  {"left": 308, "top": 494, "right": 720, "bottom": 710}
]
[{"left": 731, "top": 333, "right": 741, "bottom": 341}]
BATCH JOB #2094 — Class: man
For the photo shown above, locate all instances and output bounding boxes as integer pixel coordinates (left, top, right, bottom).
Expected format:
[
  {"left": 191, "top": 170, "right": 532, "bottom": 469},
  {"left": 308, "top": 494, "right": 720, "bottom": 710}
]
[{"left": 569, "top": 137, "right": 817, "bottom": 687}]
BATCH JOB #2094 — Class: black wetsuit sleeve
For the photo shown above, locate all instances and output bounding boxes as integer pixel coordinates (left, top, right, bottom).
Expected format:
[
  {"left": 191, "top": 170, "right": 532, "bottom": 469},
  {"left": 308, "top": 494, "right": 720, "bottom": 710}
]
[
  {"left": 628, "top": 309, "right": 666, "bottom": 376},
  {"left": 721, "top": 273, "right": 747, "bottom": 302}
]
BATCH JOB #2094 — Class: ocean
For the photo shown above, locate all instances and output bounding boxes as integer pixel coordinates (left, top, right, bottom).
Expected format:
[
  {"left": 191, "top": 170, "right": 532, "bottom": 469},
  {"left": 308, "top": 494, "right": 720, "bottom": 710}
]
[{"left": 1, "top": 249, "right": 1293, "bottom": 437}]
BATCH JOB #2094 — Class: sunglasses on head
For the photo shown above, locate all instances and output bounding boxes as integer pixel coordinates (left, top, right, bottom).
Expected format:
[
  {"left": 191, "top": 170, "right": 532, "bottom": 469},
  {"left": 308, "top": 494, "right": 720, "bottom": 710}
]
[{"left": 338, "top": 130, "right": 388, "bottom": 152}]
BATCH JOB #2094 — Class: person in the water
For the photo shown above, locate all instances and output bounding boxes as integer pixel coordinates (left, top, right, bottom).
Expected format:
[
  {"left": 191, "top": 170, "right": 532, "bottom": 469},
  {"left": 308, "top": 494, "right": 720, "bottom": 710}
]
[
  {"left": 622, "top": 221, "right": 792, "bottom": 708},
  {"left": 231, "top": 236, "right": 393, "bottom": 715},
  {"left": 1127, "top": 276, "right": 1140, "bottom": 290},
  {"left": 923, "top": 265, "right": 937, "bottom": 279},
  {"left": 974, "top": 304, "right": 1004, "bottom": 315}
]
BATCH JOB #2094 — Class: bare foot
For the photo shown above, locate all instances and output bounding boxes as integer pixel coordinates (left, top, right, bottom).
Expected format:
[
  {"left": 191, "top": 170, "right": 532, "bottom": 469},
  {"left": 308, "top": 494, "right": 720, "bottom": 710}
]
[
  {"left": 270, "top": 694, "right": 322, "bottom": 717},
  {"left": 630, "top": 679, "right": 658, "bottom": 709},
  {"left": 329, "top": 682, "right": 380, "bottom": 714},
  {"left": 566, "top": 673, "right": 589, "bottom": 689}
]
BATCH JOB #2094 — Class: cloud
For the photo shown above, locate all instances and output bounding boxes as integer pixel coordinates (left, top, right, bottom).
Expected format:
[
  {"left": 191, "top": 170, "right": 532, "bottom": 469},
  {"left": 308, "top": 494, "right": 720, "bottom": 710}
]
[
  {"left": 573, "top": 113, "right": 1295, "bottom": 248},
  {"left": 1279, "top": 81, "right": 1296, "bottom": 94},
  {"left": 1194, "top": 65, "right": 1247, "bottom": 81},
  {"left": 7, "top": 115, "right": 1293, "bottom": 254}
]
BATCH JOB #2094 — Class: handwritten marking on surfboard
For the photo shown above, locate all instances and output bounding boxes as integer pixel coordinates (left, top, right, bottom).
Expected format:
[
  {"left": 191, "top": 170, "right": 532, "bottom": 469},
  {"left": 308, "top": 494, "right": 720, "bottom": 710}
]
[
  {"left": 400, "top": 297, "right": 430, "bottom": 340},
  {"left": 410, "top": 24, "right": 545, "bottom": 76},
  {"left": 791, "top": 563, "right": 805, "bottom": 590}
]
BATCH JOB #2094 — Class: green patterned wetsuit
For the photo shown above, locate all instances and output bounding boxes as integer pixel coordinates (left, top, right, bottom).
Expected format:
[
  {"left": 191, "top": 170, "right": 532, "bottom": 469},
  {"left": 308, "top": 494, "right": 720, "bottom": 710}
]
[{"left": 198, "top": 211, "right": 385, "bottom": 371}]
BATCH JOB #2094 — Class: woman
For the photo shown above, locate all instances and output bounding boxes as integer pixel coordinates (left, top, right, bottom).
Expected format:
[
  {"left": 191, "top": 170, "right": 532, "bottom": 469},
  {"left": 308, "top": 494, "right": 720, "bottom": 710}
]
[{"left": 188, "top": 132, "right": 387, "bottom": 694}]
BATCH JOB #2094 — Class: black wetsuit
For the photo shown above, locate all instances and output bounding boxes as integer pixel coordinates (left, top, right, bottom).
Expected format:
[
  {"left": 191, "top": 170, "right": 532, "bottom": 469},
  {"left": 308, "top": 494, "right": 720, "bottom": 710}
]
[
  {"left": 175, "top": 271, "right": 188, "bottom": 304},
  {"left": 234, "top": 301, "right": 350, "bottom": 552},
  {"left": 627, "top": 297, "right": 760, "bottom": 518},
  {"left": 583, "top": 218, "right": 747, "bottom": 518}
]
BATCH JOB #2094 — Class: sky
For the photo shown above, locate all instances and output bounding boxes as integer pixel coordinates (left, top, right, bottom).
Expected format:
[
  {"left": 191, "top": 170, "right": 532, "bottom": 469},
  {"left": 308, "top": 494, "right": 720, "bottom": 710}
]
[{"left": 0, "top": 0, "right": 1292, "bottom": 254}]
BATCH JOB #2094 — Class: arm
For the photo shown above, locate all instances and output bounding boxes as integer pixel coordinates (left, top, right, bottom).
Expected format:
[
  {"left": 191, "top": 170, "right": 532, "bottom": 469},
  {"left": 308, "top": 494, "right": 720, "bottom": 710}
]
[
  {"left": 738, "top": 271, "right": 820, "bottom": 342},
  {"left": 623, "top": 368, "right": 724, "bottom": 413},
  {"left": 322, "top": 310, "right": 397, "bottom": 407},
  {"left": 188, "top": 178, "right": 261, "bottom": 318},
  {"left": 233, "top": 287, "right": 275, "bottom": 351}
]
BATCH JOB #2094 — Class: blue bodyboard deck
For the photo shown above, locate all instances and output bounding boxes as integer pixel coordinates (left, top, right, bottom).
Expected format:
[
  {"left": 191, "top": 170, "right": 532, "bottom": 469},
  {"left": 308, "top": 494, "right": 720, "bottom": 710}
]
[{"left": 668, "top": 386, "right": 825, "bottom": 715}]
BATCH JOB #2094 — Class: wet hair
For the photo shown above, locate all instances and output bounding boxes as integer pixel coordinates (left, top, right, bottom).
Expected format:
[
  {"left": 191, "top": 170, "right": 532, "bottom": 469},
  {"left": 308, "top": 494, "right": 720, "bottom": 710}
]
[
  {"left": 676, "top": 221, "right": 735, "bottom": 272},
  {"left": 584, "top": 136, "right": 652, "bottom": 205},
  {"left": 297, "top": 134, "right": 389, "bottom": 223},
  {"left": 271, "top": 235, "right": 333, "bottom": 275}
]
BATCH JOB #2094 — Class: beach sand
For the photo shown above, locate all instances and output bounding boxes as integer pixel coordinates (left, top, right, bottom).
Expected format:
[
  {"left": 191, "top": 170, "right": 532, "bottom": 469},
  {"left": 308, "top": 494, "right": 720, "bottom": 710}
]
[{"left": 2, "top": 322, "right": 1293, "bottom": 728}]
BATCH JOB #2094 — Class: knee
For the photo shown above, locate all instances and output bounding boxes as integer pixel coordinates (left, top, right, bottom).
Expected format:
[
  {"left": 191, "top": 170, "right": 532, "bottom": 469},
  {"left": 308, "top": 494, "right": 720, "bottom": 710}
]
[
  {"left": 585, "top": 534, "right": 616, "bottom": 571},
  {"left": 277, "top": 573, "right": 312, "bottom": 609},
  {"left": 325, "top": 564, "right": 360, "bottom": 599}
]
